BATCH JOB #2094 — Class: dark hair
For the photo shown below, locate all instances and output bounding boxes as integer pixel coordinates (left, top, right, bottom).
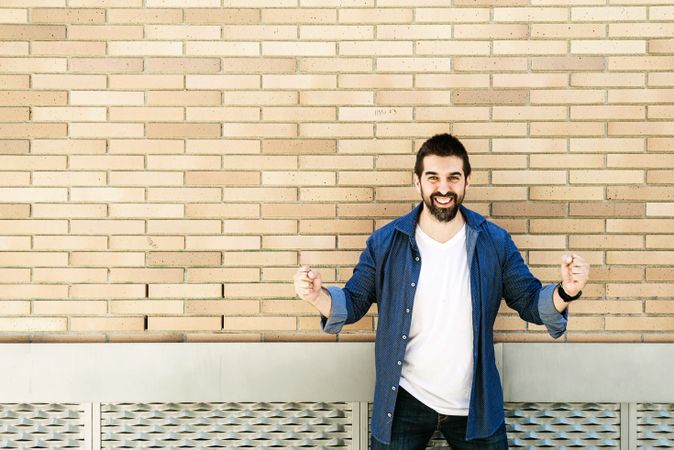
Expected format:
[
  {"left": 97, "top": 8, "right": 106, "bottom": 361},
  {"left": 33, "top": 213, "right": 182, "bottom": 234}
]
[{"left": 414, "top": 133, "right": 471, "bottom": 178}]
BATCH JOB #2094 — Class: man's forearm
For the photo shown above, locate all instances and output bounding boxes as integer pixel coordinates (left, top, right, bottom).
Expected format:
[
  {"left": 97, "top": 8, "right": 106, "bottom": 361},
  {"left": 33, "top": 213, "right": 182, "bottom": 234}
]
[
  {"left": 310, "top": 287, "right": 332, "bottom": 318},
  {"left": 552, "top": 288, "right": 569, "bottom": 313}
]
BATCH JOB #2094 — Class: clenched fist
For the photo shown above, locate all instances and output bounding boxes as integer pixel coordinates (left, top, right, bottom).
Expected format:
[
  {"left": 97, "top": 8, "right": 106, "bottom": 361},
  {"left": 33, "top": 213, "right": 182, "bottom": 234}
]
[{"left": 294, "top": 266, "right": 323, "bottom": 304}]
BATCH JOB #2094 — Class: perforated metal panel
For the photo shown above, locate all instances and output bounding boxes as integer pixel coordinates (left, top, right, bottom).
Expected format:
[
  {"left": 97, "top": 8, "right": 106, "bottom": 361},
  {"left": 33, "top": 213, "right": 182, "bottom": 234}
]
[
  {"left": 0, "top": 403, "right": 85, "bottom": 449},
  {"left": 506, "top": 402, "right": 621, "bottom": 449},
  {"left": 637, "top": 403, "right": 674, "bottom": 449},
  {"left": 101, "top": 402, "right": 352, "bottom": 449}
]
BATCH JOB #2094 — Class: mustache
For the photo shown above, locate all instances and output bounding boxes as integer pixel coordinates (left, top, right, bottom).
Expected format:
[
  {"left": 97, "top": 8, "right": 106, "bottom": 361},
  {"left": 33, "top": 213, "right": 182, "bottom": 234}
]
[{"left": 431, "top": 192, "right": 457, "bottom": 201}]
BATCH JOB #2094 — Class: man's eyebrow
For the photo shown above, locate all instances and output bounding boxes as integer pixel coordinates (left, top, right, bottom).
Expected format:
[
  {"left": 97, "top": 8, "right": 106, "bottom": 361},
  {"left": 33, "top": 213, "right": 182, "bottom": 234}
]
[{"left": 423, "top": 170, "right": 463, "bottom": 176}]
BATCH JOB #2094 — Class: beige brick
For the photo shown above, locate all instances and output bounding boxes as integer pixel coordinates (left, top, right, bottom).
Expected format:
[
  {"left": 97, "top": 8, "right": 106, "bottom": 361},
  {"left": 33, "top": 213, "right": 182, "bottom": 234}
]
[
  {"left": 70, "top": 252, "right": 144, "bottom": 268},
  {"left": 186, "top": 300, "right": 259, "bottom": 315},
  {"left": 185, "top": 171, "right": 259, "bottom": 186},
  {"left": 147, "top": 91, "right": 221, "bottom": 107},
  {"left": 144, "top": 24, "right": 220, "bottom": 39},
  {"left": 650, "top": 106, "right": 674, "bottom": 120},
  {"left": 187, "top": 268, "right": 259, "bottom": 282},
  {"left": 0, "top": 25, "right": 65, "bottom": 40},
  {"left": 109, "top": 204, "right": 184, "bottom": 219},
  {"left": 0, "top": 91, "right": 67, "bottom": 106},
  {"left": 374, "top": 186, "right": 424, "bottom": 201},
  {"left": 570, "top": 170, "right": 644, "bottom": 184},
  {"left": 649, "top": 138, "right": 674, "bottom": 152},
  {"left": 0, "top": 124, "right": 66, "bottom": 139},
  {"left": 0, "top": 283, "right": 68, "bottom": 299},
  {"left": 609, "top": 154, "right": 674, "bottom": 169},
  {"left": 647, "top": 268, "right": 674, "bottom": 281},
  {"left": 0, "top": 75, "right": 28, "bottom": 89},
  {"left": 415, "top": 75, "right": 489, "bottom": 90},
  {"left": 184, "top": 8, "right": 259, "bottom": 23},
  {"left": 376, "top": 123, "right": 450, "bottom": 138},
  {"left": 224, "top": 317, "right": 295, "bottom": 331},
  {"left": 339, "top": 139, "right": 411, "bottom": 154},
  {"left": 263, "top": 171, "right": 335, "bottom": 186},
  {"left": 68, "top": 25, "right": 143, "bottom": 40},
  {"left": 300, "top": 91, "right": 372, "bottom": 106},
  {"left": 262, "top": 42, "right": 334, "bottom": 57},
  {"left": 492, "top": 202, "right": 566, "bottom": 218},
  {"left": 109, "top": 300, "right": 182, "bottom": 315},
  {"left": 0, "top": 140, "right": 28, "bottom": 154},
  {"left": 31, "top": 139, "right": 104, "bottom": 155},
  {"left": 110, "top": 236, "right": 184, "bottom": 251},
  {"left": 33, "top": 268, "right": 106, "bottom": 283},
  {"left": 145, "top": 57, "right": 220, "bottom": 73},
  {"left": 186, "top": 42, "right": 260, "bottom": 56},
  {"left": 69, "top": 123, "right": 143, "bottom": 138},
  {"left": 0, "top": 300, "right": 30, "bottom": 315},
  {"left": 186, "top": 75, "right": 260, "bottom": 89},
  {"left": 339, "top": 203, "right": 411, "bottom": 219},
  {"left": 339, "top": 7, "right": 410, "bottom": 23},
  {"left": 609, "top": 122, "right": 674, "bottom": 136},
  {"left": 222, "top": 123, "right": 297, "bottom": 138},
  {"left": 646, "top": 301, "right": 674, "bottom": 314},
  {"left": 608, "top": 89, "right": 674, "bottom": 104},
  {"left": 338, "top": 171, "right": 410, "bottom": 186},
  {"left": 606, "top": 317, "right": 674, "bottom": 332},
  {"left": 186, "top": 236, "right": 261, "bottom": 250},
  {"left": 0, "top": 42, "right": 31, "bottom": 56},
  {"left": 147, "top": 252, "right": 220, "bottom": 267},
  {"left": 452, "top": 122, "right": 527, "bottom": 138},
  {"left": 225, "top": 282, "right": 293, "bottom": 298},
  {"left": 647, "top": 235, "right": 674, "bottom": 248},
  {"left": 300, "top": 187, "right": 372, "bottom": 202},
  {"left": 607, "top": 219, "right": 674, "bottom": 233},
  {"left": 32, "top": 204, "right": 107, "bottom": 218},
  {"left": 649, "top": 73, "right": 674, "bottom": 87},
  {"left": 0, "top": 57, "right": 67, "bottom": 72},
  {"left": 492, "top": 170, "right": 566, "bottom": 185},
  {"left": 492, "top": 138, "right": 566, "bottom": 154},
  {"left": 530, "top": 186, "right": 605, "bottom": 201},
  {"left": 71, "top": 317, "right": 144, "bottom": 332},
  {"left": 532, "top": 90, "right": 606, "bottom": 105},
  {"left": 530, "top": 154, "right": 604, "bottom": 169},
  {"left": 300, "top": 219, "right": 372, "bottom": 234},
  {"left": 70, "top": 219, "right": 144, "bottom": 235},
  {"left": 572, "top": 73, "right": 644, "bottom": 88},
  {"left": 263, "top": 235, "right": 335, "bottom": 250},
  {"left": 186, "top": 107, "right": 259, "bottom": 122},
  {"left": 572, "top": 40, "right": 646, "bottom": 55},
  {"left": 217, "top": 56, "right": 295, "bottom": 72},
  {"left": 109, "top": 75, "right": 183, "bottom": 89},
  {"left": 573, "top": 6, "right": 646, "bottom": 21},
  {"left": 300, "top": 57, "right": 369, "bottom": 73},
  {"left": 263, "top": 107, "right": 335, "bottom": 122},
  {"left": 531, "top": 122, "right": 605, "bottom": 137},
  {"left": 607, "top": 251, "right": 674, "bottom": 265},
  {"left": 648, "top": 170, "right": 674, "bottom": 184},
  {"left": 571, "top": 138, "right": 643, "bottom": 153},
  {"left": 300, "top": 123, "right": 373, "bottom": 138},
  {"left": 571, "top": 105, "right": 645, "bottom": 120},
  {"left": 110, "top": 107, "right": 183, "bottom": 122},
  {"left": 70, "top": 284, "right": 145, "bottom": 299},
  {"left": 110, "top": 268, "right": 184, "bottom": 283},
  {"left": 33, "top": 235, "right": 107, "bottom": 250},
  {"left": 146, "top": 123, "right": 221, "bottom": 139},
  {"left": 32, "top": 41, "right": 106, "bottom": 56},
  {"left": 225, "top": 91, "right": 298, "bottom": 105},
  {"left": 31, "top": 107, "right": 105, "bottom": 122},
  {"left": 265, "top": 140, "right": 336, "bottom": 156},
  {"left": 570, "top": 234, "right": 643, "bottom": 249},
  {"left": 0, "top": 220, "right": 68, "bottom": 235},
  {"left": 223, "top": 251, "right": 296, "bottom": 267},
  {"left": 0, "top": 172, "right": 29, "bottom": 186},
  {"left": 223, "top": 187, "right": 295, "bottom": 202},
  {"left": 187, "top": 139, "right": 260, "bottom": 154},
  {"left": 0, "top": 252, "right": 66, "bottom": 267},
  {"left": 530, "top": 219, "right": 604, "bottom": 234},
  {"left": 606, "top": 186, "right": 674, "bottom": 201},
  {"left": 0, "top": 204, "right": 30, "bottom": 219},
  {"left": 70, "top": 187, "right": 143, "bottom": 202},
  {"left": 146, "top": 220, "right": 219, "bottom": 234},
  {"left": 0, "top": 318, "right": 66, "bottom": 332},
  {"left": 107, "top": 8, "right": 182, "bottom": 23},
  {"left": 110, "top": 171, "right": 183, "bottom": 186},
  {"left": 0, "top": 8, "right": 28, "bottom": 23},
  {"left": 612, "top": 55, "right": 674, "bottom": 71},
  {"left": 148, "top": 283, "right": 220, "bottom": 299},
  {"left": 187, "top": 203, "right": 259, "bottom": 218},
  {"left": 261, "top": 203, "right": 335, "bottom": 218},
  {"left": 264, "top": 267, "right": 335, "bottom": 283},
  {"left": 261, "top": 300, "right": 314, "bottom": 315},
  {"left": 569, "top": 202, "right": 643, "bottom": 217},
  {"left": 0, "top": 237, "right": 30, "bottom": 251}
]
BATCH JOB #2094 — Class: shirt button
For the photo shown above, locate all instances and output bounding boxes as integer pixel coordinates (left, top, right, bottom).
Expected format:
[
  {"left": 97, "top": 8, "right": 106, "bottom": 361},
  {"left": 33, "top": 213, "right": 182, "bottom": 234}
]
[
  {"left": 387, "top": 413, "right": 392, "bottom": 418},
  {"left": 397, "top": 360, "right": 402, "bottom": 365},
  {"left": 402, "top": 335, "right": 407, "bottom": 340},
  {"left": 415, "top": 257, "right": 420, "bottom": 262},
  {"left": 410, "top": 282, "right": 415, "bottom": 287},
  {"left": 392, "top": 386, "right": 396, "bottom": 391},
  {"left": 406, "top": 308, "right": 410, "bottom": 313}
]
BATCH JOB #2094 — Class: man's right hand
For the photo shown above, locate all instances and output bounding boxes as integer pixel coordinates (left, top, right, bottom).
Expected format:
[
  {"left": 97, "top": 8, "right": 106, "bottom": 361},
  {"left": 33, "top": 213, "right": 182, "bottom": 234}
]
[{"left": 294, "top": 266, "right": 323, "bottom": 304}]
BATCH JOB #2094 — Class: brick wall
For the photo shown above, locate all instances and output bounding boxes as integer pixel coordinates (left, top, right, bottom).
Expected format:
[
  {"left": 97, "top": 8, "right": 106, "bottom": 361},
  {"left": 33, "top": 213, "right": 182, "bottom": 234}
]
[{"left": 0, "top": 1, "right": 672, "bottom": 343}]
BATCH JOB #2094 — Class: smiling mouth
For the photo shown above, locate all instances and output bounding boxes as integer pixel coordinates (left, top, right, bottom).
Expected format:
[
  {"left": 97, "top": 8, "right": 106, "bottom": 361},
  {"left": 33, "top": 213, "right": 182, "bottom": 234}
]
[{"left": 433, "top": 196, "right": 454, "bottom": 206}]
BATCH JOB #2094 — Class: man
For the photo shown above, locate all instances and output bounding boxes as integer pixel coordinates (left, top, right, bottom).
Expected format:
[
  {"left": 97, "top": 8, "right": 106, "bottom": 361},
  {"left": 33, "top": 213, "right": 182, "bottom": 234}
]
[{"left": 293, "top": 133, "right": 590, "bottom": 449}]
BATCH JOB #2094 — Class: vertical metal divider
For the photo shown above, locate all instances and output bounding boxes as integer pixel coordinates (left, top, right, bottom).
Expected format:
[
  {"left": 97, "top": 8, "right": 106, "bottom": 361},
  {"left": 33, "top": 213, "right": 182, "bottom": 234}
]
[
  {"left": 620, "top": 403, "right": 629, "bottom": 450},
  {"left": 351, "top": 402, "right": 361, "bottom": 450},
  {"left": 360, "top": 402, "right": 369, "bottom": 450},
  {"left": 83, "top": 403, "right": 92, "bottom": 450},
  {"left": 629, "top": 403, "right": 638, "bottom": 450},
  {"left": 92, "top": 402, "right": 101, "bottom": 450}
]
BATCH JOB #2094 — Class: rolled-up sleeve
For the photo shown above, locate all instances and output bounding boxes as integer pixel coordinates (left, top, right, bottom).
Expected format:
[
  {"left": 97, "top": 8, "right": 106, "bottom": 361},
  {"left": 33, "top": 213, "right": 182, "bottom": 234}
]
[
  {"left": 320, "top": 286, "right": 348, "bottom": 334},
  {"left": 537, "top": 283, "right": 568, "bottom": 339}
]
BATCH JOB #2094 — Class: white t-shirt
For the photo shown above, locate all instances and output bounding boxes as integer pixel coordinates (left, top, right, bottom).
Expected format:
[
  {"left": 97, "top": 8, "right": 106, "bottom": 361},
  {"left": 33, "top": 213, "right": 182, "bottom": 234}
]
[{"left": 399, "top": 224, "right": 473, "bottom": 416}]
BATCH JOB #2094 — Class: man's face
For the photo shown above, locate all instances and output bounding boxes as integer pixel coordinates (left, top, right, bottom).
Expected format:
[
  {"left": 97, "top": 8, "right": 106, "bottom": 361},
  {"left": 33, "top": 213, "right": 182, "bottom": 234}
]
[{"left": 414, "top": 155, "right": 470, "bottom": 223}]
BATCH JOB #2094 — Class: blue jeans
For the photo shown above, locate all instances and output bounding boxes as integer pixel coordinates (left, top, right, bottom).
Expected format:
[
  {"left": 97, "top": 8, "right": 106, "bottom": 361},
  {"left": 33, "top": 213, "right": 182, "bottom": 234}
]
[{"left": 371, "top": 387, "right": 509, "bottom": 450}]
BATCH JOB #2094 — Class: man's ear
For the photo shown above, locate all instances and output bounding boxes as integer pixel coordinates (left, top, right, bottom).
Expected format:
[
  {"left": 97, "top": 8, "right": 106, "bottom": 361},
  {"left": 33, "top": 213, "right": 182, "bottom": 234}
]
[
  {"left": 414, "top": 174, "right": 421, "bottom": 194},
  {"left": 465, "top": 175, "right": 471, "bottom": 191}
]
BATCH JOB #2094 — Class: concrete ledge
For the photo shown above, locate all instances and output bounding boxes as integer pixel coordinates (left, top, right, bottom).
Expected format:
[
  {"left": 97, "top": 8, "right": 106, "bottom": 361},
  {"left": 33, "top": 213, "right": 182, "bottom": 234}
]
[{"left": 1, "top": 343, "right": 672, "bottom": 403}]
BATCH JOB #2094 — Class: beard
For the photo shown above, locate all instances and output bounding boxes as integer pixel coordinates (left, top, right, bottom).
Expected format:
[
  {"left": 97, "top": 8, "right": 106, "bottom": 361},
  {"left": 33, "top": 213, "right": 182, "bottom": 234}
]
[{"left": 420, "top": 187, "right": 464, "bottom": 223}]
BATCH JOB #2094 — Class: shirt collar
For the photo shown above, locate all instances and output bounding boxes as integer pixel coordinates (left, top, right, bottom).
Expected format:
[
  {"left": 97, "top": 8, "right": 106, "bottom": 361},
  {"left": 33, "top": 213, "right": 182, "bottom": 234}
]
[{"left": 394, "top": 202, "right": 486, "bottom": 238}]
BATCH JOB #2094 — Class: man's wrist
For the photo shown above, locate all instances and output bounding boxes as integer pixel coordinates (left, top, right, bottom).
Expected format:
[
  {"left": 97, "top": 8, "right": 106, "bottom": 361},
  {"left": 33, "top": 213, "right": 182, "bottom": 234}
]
[{"left": 557, "top": 282, "right": 582, "bottom": 302}]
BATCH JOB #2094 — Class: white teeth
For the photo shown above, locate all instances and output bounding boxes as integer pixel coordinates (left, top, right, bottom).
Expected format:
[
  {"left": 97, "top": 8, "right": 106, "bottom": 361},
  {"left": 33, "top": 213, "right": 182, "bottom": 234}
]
[{"left": 435, "top": 197, "right": 451, "bottom": 204}]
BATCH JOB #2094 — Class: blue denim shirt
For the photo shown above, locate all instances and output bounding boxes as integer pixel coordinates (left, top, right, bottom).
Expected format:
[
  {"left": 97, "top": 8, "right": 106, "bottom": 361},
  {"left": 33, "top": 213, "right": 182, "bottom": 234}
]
[{"left": 321, "top": 203, "right": 568, "bottom": 444}]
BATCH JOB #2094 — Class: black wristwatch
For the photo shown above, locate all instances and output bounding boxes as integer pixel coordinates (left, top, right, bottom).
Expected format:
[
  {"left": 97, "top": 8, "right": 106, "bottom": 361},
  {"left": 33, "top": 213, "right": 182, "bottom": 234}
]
[{"left": 557, "top": 282, "right": 582, "bottom": 302}]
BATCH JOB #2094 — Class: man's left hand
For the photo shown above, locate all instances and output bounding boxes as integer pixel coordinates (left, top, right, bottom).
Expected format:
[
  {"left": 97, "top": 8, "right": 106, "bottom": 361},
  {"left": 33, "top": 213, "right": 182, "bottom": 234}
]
[{"left": 561, "top": 253, "right": 590, "bottom": 296}]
